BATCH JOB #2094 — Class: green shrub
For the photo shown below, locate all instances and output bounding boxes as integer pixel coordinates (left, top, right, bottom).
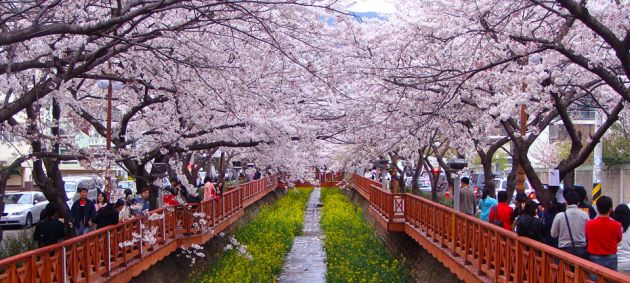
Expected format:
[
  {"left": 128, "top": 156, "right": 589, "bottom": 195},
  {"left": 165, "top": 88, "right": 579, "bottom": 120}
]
[
  {"left": 0, "top": 229, "right": 38, "bottom": 260},
  {"left": 418, "top": 191, "right": 453, "bottom": 208},
  {"left": 321, "top": 189, "right": 411, "bottom": 283},
  {"left": 192, "top": 188, "right": 312, "bottom": 282}
]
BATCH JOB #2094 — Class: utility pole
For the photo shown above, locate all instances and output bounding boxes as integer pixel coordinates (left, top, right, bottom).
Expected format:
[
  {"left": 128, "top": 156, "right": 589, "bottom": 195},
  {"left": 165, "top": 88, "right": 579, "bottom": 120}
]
[{"left": 592, "top": 110, "right": 603, "bottom": 204}]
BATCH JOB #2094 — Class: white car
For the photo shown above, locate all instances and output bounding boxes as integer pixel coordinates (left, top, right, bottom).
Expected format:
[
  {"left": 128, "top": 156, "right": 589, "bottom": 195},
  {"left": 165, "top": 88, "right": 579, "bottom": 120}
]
[
  {"left": 1, "top": 191, "right": 49, "bottom": 228},
  {"left": 63, "top": 175, "right": 101, "bottom": 202}
]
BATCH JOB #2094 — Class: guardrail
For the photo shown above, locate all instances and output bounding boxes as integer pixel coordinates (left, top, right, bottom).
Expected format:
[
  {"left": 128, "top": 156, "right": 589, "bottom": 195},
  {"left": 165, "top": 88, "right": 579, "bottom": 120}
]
[
  {"left": 0, "top": 175, "right": 278, "bottom": 283},
  {"left": 349, "top": 173, "right": 630, "bottom": 283}
]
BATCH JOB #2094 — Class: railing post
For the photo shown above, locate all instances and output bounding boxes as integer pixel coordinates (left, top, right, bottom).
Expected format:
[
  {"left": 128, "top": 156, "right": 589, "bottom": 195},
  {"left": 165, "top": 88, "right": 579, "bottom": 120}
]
[
  {"left": 106, "top": 230, "right": 111, "bottom": 274},
  {"left": 238, "top": 187, "right": 243, "bottom": 209},
  {"left": 212, "top": 199, "right": 216, "bottom": 226},
  {"left": 452, "top": 211, "right": 457, "bottom": 256},
  {"left": 161, "top": 214, "right": 166, "bottom": 244},
  {"left": 62, "top": 246, "right": 67, "bottom": 283},
  {"left": 139, "top": 219, "right": 144, "bottom": 256}
]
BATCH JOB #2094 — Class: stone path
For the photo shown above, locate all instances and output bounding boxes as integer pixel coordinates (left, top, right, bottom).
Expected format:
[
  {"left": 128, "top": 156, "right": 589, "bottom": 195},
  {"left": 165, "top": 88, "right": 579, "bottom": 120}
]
[{"left": 278, "top": 188, "right": 326, "bottom": 283}]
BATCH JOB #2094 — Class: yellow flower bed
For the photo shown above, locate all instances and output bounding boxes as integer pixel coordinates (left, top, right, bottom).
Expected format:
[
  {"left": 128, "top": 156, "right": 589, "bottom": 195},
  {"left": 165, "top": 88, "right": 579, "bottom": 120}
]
[
  {"left": 321, "top": 189, "right": 411, "bottom": 283},
  {"left": 192, "top": 188, "right": 312, "bottom": 283}
]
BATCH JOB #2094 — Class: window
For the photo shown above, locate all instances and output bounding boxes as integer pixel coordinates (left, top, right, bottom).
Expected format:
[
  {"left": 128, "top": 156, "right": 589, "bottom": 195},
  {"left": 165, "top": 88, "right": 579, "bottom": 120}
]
[
  {"left": 35, "top": 193, "right": 47, "bottom": 203},
  {"left": 3, "top": 194, "right": 33, "bottom": 204},
  {"left": 549, "top": 124, "right": 569, "bottom": 141}
]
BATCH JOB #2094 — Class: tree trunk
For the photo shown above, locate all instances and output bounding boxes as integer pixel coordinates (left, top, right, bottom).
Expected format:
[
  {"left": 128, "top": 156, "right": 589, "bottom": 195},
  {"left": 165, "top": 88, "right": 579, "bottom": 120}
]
[
  {"left": 517, "top": 145, "right": 552, "bottom": 207},
  {"left": 480, "top": 155, "right": 495, "bottom": 197},
  {"left": 411, "top": 154, "right": 422, "bottom": 195},
  {"left": 26, "top": 103, "right": 70, "bottom": 221},
  {"left": 217, "top": 152, "right": 226, "bottom": 194},
  {"left": 506, "top": 145, "right": 519, "bottom": 202}
]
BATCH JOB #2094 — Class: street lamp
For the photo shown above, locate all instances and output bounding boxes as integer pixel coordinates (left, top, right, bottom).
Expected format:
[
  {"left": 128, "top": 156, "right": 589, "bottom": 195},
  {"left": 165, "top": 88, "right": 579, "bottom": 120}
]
[
  {"left": 232, "top": 161, "right": 242, "bottom": 189},
  {"left": 447, "top": 158, "right": 468, "bottom": 212},
  {"left": 96, "top": 79, "right": 124, "bottom": 197}
]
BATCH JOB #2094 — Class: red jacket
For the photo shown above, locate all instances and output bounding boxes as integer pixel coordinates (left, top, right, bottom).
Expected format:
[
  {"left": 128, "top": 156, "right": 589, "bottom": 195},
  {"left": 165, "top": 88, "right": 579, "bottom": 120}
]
[
  {"left": 585, "top": 216, "right": 622, "bottom": 255},
  {"left": 489, "top": 202, "right": 513, "bottom": 230}
]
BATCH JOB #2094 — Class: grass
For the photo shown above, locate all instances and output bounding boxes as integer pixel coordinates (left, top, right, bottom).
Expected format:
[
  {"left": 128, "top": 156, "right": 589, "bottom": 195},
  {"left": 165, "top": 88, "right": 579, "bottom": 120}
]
[
  {"left": 321, "top": 188, "right": 411, "bottom": 283},
  {"left": 192, "top": 188, "right": 312, "bottom": 282}
]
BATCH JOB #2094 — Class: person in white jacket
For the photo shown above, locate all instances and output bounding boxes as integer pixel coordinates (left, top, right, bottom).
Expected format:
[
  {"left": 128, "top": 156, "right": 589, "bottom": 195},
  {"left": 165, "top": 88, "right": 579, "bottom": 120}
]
[{"left": 613, "top": 204, "right": 630, "bottom": 275}]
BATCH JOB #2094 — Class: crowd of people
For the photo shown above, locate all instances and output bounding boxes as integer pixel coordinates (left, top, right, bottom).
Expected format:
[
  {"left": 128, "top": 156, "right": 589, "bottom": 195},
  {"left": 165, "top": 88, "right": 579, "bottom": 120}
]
[
  {"left": 33, "top": 187, "right": 152, "bottom": 247},
  {"left": 31, "top": 171, "right": 263, "bottom": 248},
  {"left": 459, "top": 177, "right": 630, "bottom": 275}
]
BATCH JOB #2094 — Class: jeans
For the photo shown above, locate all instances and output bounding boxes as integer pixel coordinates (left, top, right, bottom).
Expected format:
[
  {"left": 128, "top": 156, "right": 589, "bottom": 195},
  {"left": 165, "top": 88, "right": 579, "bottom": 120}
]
[
  {"left": 75, "top": 226, "right": 90, "bottom": 236},
  {"left": 590, "top": 254, "right": 617, "bottom": 281},
  {"left": 590, "top": 254, "right": 618, "bottom": 271}
]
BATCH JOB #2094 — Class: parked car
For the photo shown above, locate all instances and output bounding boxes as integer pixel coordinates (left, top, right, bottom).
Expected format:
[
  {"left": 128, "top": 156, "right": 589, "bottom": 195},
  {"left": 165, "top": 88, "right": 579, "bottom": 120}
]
[
  {"left": 418, "top": 176, "right": 432, "bottom": 192},
  {"left": 1, "top": 191, "right": 49, "bottom": 228},
  {"left": 63, "top": 175, "right": 102, "bottom": 203}
]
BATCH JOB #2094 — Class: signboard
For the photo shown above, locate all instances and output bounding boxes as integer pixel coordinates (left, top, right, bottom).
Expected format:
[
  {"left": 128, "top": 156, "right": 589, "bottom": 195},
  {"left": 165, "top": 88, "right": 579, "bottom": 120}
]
[{"left": 549, "top": 169, "right": 560, "bottom": 186}]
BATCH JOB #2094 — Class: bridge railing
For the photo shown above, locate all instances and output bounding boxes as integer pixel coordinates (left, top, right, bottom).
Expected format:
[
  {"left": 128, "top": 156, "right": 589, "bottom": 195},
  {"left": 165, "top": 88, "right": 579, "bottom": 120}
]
[
  {"left": 350, "top": 173, "right": 630, "bottom": 283},
  {"left": 317, "top": 171, "right": 344, "bottom": 183},
  {"left": 0, "top": 175, "right": 278, "bottom": 283}
]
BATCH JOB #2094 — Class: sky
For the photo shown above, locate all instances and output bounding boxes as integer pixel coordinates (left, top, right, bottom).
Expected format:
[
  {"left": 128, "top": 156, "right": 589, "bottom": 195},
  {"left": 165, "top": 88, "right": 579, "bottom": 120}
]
[{"left": 347, "top": 0, "right": 396, "bottom": 14}]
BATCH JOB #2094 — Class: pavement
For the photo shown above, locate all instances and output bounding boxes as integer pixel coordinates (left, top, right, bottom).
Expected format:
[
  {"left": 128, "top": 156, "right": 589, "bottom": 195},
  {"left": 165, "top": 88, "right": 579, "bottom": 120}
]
[{"left": 279, "top": 188, "right": 327, "bottom": 283}]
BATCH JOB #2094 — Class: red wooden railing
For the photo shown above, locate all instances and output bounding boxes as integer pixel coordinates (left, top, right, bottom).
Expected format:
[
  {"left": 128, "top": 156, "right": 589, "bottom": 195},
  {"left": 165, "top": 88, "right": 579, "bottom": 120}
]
[
  {"left": 316, "top": 171, "right": 343, "bottom": 184},
  {"left": 0, "top": 175, "right": 279, "bottom": 283},
  {"left": 350, "top": 173, "right": 630, "bottom": 283}
]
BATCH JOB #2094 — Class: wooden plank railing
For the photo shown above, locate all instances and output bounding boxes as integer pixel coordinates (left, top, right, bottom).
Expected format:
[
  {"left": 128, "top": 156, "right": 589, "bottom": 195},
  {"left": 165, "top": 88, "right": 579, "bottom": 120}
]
[
  {"left": 349, "top": 173, "right": 630, "bottom": 283},
  {"left": 317, "top": 172, "right": 344, "bottom": 183},
  {"left": 0, "top": 175, "right": 279, "bottom": 283}
]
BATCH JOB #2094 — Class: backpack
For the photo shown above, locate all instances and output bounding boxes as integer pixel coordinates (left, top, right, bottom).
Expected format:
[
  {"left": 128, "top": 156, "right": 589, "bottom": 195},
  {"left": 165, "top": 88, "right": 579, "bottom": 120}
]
[{"left": 491, "top": 206, "right": 503, "bottom": 227}]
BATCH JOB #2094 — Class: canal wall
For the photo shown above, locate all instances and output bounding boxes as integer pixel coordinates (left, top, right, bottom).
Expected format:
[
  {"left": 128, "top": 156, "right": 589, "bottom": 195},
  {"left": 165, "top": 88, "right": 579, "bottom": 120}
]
[
  {"left": 131, "top": 189, "right": 286, "bottom": 283},
  {"left": 345, "top": 188, "right": 462, "bottom": 283}
]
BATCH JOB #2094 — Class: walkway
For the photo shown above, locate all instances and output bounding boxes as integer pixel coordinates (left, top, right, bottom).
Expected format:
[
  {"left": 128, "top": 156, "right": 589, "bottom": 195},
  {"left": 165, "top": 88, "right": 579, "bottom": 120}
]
[
  {"left": 279, "top": 188, "right": 327, "bottom": 283},
  {"left": 0, "top": 176, "right": 279, "bottom": 283},
  {"left": 349, "top": 174, "right": 630, "bottom": 283}
]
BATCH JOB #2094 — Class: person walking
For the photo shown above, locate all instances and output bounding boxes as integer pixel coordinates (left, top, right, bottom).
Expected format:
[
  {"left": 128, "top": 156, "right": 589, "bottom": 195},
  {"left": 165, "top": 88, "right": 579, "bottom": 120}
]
[
  {"left": 585, "top": 196, "right": 622, "bottom": 271},
  {"left": 613, "top": 204, "right": 630, "bottom": 275},
  {"left": 459, "top": 177, "right": 476, "bottom": 216},
  {"left": 489, "top": 191, "right": 513, "bottom": 230},
  {"left": 95, "top": 192, "right": 108, "bottom": 212},
  {"left": 550, "top": 190, "right": 589, "bottom": 259},
  {"left": 542, "top": 196, "right": 565, "bottom": 247},
  {"left": 203, "top": 177, "right": 217, "bottom": 201},
  {"left": 93, "top": 200, "right": 125, "bottom": 229},
  {"left": 511, "top": 192, "right": 529, "bottom": 225},
  {"left": 68, "top": 187, "right": 96, "bottom": 236},
  {"left": 516, "top": 200, "right": 544, "bottom": 242},
  {"left": 575, "top": 186, "right": 597, "bottom": 219},
  {"left": 33, "top": 203, "right": 65, "bottom": 247},
  {"left": 133, "top": 189, "right": 151, "bottom": 216},
  {"left": 478, "top": 188, "right": 498, "bottom": 222}
]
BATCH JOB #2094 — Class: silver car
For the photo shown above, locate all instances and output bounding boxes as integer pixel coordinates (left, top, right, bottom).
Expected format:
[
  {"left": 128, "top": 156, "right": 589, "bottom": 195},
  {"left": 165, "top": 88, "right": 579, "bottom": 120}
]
[{"left": 1, "top": 191, "right": 49, "bottom": 228}]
